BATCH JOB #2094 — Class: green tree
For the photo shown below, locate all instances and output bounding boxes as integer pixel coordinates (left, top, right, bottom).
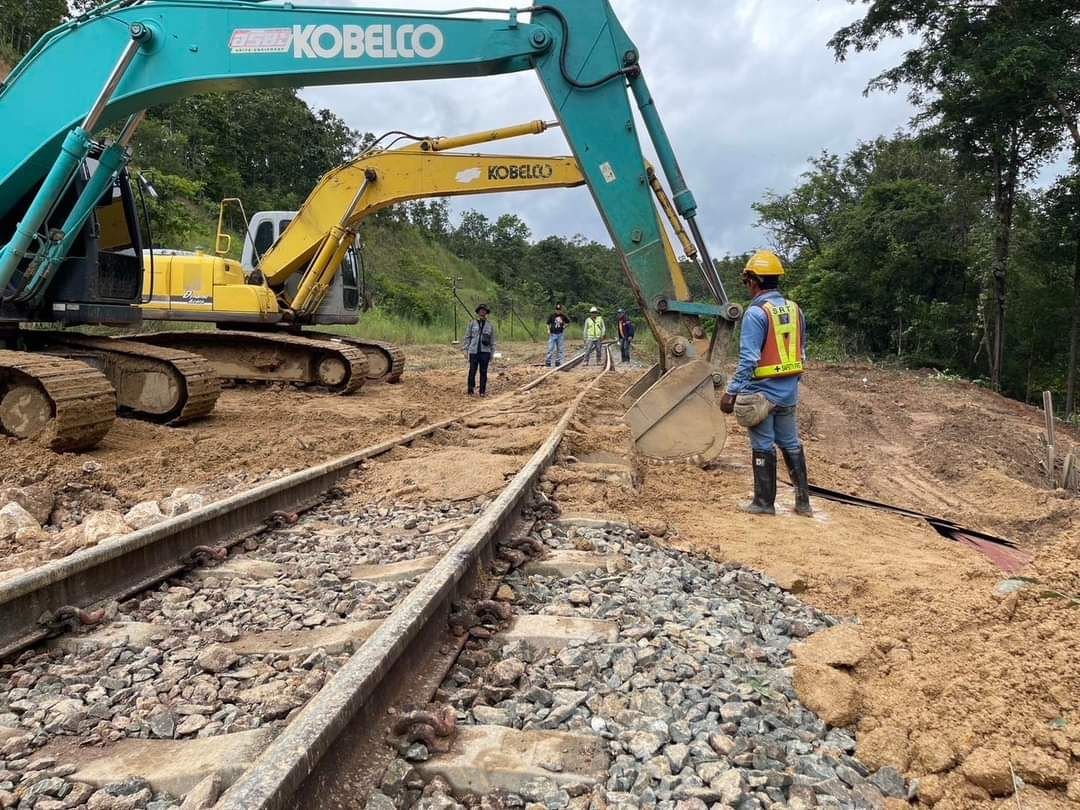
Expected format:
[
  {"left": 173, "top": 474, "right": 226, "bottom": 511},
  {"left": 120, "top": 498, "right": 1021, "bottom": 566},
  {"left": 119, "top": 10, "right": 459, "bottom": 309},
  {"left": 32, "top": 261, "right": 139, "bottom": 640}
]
[
  {"left": 0, "top": 0, "right": 65, "bottom": 57},
  {"left": 755, "top": 135, "right": 986, "bottom": 371},
  {"left": 830, "top": 0, "right": 1067, "bottom": 389},
  {"left": 1018, "top": 174, "right": 1080, "bottom": 410}
]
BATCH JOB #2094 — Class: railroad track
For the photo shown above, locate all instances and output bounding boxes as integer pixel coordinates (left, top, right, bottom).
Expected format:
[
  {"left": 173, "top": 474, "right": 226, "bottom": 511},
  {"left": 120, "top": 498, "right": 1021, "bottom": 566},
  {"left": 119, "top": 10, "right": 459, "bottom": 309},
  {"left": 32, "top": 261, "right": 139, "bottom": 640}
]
[
  {"left": 0, "top": 348, "right": 616, "bottom": 809},
  {"left": 0, "top": 346, "right": 920, "bottom": 810}
]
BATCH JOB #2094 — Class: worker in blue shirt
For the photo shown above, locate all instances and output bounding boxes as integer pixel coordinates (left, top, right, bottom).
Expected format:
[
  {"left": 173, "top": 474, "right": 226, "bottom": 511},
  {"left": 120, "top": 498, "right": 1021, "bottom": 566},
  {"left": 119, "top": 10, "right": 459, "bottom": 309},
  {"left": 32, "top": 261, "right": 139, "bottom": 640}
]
[{"left": 720, "top": 250, "right": 812, "bottom": 517}]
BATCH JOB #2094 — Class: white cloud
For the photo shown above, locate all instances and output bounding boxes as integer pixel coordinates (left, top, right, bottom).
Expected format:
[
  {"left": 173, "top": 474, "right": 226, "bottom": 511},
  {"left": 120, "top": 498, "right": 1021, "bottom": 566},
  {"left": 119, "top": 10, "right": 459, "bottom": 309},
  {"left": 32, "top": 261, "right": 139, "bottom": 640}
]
[{"left": 298, "top": 0, "right": 915, "bottom": 255}]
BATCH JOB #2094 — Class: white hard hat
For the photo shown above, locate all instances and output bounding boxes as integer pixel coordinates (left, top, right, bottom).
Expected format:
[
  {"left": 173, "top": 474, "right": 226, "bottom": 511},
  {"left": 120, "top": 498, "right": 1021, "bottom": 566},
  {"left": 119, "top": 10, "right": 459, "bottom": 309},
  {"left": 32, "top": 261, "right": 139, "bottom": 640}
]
[{"left": 589, "top": 306, "right": 599, "bottom": 313}]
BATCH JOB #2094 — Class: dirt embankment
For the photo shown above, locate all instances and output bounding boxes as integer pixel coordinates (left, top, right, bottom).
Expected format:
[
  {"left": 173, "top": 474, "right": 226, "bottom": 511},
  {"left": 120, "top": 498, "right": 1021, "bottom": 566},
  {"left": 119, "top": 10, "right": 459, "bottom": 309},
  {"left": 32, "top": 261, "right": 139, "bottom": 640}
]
[{"left": 554, "top": 364, "right": 1080, "bottom": 810}]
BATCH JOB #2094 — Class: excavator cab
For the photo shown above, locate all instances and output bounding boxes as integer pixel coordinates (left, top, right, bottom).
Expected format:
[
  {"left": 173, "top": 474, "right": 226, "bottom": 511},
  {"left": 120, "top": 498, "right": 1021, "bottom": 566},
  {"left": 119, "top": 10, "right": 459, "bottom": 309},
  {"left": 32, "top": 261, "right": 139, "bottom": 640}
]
[{"left": 242, "top": 210, "right": 362, "bottom": 326}]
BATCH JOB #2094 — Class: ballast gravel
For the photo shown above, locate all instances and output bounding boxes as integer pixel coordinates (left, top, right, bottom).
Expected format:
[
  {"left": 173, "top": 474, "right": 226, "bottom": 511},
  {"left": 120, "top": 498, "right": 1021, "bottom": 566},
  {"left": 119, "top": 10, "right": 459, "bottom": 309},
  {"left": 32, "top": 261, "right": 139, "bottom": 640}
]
[
  {"left": 371, "top": 517, "right": 907, "bottom": 810},
  {"left": 0, "top": 484, "right": 487, "bottom": 810}
]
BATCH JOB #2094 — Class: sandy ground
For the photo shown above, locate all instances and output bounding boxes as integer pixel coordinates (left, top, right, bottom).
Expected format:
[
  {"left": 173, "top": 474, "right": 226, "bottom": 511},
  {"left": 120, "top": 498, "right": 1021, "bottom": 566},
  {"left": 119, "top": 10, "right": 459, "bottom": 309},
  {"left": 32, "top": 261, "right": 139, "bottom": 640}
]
[
  {"left": 554, "top": 363, "right": 1080, "bottom": 810},
  {"left": 0, "top": 342, "right": 554, "bottom": 573},
  {"left": 3, "top": 346, "right": 1078, "bottom": 808}
]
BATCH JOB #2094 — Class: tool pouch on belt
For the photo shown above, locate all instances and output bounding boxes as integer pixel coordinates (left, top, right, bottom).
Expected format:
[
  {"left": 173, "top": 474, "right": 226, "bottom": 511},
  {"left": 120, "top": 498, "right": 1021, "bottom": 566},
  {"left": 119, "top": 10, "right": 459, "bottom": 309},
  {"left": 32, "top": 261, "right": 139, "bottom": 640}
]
[{"left": 734, "top": 392, "right": 774, "bottom": 428}]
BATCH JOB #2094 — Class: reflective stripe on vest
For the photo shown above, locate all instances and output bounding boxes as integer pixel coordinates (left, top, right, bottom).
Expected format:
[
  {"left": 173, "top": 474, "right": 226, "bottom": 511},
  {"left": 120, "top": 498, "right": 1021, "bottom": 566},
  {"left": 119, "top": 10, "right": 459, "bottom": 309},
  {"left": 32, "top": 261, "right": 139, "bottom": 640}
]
[{"left": 753, "top": 300, "right": 804, "bottom": 379}]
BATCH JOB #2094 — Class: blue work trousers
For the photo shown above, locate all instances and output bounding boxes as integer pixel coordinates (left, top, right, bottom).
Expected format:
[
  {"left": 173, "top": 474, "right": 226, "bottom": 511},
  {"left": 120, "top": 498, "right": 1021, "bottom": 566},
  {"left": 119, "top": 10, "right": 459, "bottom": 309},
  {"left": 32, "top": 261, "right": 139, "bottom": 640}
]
[
  {"left": 546, "top": 333, "right": 565, "bottom": 366},
  {"left": 748, "top": 404, "right": 802, "bottom": 453}
]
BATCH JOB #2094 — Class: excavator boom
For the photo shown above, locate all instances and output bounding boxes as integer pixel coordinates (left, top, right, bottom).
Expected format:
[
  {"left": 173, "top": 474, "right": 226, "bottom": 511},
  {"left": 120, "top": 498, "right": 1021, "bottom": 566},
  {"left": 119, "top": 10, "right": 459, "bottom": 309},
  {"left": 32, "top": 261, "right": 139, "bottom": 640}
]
[{"left": 263, "top": 150, "right": 583, "bottom": 307}]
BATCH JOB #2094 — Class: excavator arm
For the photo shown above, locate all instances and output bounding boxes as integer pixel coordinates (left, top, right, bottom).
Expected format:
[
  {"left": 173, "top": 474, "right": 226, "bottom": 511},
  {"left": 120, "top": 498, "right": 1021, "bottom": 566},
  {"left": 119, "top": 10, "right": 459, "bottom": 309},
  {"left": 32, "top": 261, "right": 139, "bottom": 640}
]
[
  {"left": 259, "top": 122, "right": 585, "bottom": 316},
  {"left": 0, "top": 0, "right": 739, "bottom": 462},
  {"left": 261, "top": 120, "right": 706, "bottom": 332}
]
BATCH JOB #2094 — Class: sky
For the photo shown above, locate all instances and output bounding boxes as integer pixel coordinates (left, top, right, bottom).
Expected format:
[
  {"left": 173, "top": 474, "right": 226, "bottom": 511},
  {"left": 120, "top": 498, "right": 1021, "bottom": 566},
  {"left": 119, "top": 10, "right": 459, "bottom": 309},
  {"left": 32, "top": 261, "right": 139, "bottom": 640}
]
[{"left": 299, "top": 0, "right": 917, "bottom": 257}]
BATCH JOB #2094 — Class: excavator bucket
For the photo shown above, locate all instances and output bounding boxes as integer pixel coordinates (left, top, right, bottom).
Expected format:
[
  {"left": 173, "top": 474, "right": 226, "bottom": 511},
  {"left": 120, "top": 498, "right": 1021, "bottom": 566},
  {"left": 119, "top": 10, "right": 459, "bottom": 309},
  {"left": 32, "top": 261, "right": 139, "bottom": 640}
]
[{"left": 623, "top": 359, "right": 727, "bottom": 464}]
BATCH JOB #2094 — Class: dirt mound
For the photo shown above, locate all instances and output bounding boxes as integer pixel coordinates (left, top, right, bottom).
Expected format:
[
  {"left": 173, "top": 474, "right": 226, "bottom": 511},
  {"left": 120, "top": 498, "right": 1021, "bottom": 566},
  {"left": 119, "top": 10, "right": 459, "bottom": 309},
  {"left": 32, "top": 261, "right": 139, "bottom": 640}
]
[
  {"left": 552, "top": 366, "right": 1080, "bottom": 810},
  {"left": 353, "top": 447, "right": 523, "bottom": 502}
]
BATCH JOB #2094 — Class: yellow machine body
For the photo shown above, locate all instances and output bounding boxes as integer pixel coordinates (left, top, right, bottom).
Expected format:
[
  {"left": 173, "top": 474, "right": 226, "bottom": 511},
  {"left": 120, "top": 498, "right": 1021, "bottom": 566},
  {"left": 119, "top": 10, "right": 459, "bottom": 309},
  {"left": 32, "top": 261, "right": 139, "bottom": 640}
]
[{"left": 142, "top": 252, "right": 280, "bottom": 322}]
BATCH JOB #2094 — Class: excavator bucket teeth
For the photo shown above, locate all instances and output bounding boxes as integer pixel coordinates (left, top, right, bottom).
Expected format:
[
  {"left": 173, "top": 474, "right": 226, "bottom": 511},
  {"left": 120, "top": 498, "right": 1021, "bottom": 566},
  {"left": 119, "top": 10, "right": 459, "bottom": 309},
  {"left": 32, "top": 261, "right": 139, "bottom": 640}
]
[{"left": 623, "top": 359, "right": 727, "bottom": 464}]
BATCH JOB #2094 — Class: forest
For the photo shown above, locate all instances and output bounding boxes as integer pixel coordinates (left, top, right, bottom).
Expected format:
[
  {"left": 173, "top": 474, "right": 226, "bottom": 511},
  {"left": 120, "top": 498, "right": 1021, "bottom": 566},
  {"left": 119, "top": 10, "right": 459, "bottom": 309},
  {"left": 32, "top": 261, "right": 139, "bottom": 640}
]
[{"left": 5, "top": 1, "right": 1080, "bottom": 407}]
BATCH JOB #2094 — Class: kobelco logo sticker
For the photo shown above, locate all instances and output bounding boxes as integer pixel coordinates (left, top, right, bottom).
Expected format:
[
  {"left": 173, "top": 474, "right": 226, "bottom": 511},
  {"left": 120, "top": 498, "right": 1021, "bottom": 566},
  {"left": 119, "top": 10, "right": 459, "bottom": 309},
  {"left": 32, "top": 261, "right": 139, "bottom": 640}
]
[
  {"left": 229, "top": 24, "right": 445, "bottom": 59},
  {"left": 488, "top": 164, "right": 556, "bottom": 181}
]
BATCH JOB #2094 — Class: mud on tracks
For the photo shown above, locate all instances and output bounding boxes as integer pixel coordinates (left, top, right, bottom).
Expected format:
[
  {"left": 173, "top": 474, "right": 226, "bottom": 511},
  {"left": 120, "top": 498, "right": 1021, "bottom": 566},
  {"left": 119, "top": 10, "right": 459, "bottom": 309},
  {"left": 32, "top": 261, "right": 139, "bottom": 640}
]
[{"left": 0, "top": 360, "right": 541, "bottom": 577}]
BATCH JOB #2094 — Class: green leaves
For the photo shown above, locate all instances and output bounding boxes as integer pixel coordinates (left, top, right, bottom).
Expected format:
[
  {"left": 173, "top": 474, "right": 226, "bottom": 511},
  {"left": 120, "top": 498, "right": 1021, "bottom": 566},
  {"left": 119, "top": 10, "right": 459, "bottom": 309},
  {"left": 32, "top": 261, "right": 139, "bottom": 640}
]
[{"left": 1006, "top": 576, "right": 1080, "bottom": 608}]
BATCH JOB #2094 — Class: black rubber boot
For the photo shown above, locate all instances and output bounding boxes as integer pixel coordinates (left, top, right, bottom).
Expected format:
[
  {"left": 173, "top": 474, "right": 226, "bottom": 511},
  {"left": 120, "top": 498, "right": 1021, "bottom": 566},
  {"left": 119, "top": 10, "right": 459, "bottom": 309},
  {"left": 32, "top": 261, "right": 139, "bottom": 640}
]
[
  {"left": 739, "top": 450, "right": 776, "bottom": 515},
  {"left": 782, "top": 446, "right": 813, "bottom": 517}
]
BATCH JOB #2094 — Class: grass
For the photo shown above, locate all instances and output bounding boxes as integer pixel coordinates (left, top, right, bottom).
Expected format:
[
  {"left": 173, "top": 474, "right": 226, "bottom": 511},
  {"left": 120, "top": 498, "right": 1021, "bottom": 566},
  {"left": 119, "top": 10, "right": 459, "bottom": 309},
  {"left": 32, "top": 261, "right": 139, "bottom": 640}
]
[{"left": 322, "top": 308, "right": 549, "bottom": 346}]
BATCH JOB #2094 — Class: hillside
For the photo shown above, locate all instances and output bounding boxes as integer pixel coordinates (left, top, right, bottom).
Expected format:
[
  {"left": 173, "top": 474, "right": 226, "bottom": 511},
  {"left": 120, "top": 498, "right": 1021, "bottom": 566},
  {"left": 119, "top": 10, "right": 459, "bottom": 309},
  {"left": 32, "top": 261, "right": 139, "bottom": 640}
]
[{"left": 360, "top": 220, "right": 502, "bottom": 323}]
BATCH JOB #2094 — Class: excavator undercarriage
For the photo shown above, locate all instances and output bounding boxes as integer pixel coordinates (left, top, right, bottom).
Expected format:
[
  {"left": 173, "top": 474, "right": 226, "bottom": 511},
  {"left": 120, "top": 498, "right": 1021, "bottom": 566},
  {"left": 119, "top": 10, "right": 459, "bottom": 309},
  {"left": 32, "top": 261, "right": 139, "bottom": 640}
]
[
  {"left": 0, "top": 349, "right": 115, "bottom": 451},
  {"left": 22, "top": 332, "right": 220, "bottom": 424},
  {"left": 131, "top": 330, "right": 369, "bottom": 394},
  {"left": 297, "top": 333, "right": 405, "bottom": 383}
]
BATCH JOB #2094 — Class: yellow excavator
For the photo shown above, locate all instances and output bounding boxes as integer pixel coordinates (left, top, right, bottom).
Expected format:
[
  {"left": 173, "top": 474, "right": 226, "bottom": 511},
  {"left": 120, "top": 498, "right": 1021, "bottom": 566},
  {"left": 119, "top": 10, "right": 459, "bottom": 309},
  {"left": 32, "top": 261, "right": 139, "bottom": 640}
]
[{"left": 131, "top": 121, "right": 586, "bottom": 392}]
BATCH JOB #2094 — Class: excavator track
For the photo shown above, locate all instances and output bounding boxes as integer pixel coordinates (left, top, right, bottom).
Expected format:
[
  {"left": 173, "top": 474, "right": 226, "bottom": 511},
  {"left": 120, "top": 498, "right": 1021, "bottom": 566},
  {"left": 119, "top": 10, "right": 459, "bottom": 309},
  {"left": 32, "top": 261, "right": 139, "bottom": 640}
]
[
  {"left": 24, "top": 333, "right": 221, "bottom": 425},
  {"left": 129, "top": 330, "right": 369, "bottom": 395},
  {"left": 0, "top": 350, "right": 116, "bottom": 451},
  {"left": 301, "top": 332, "right": 405, "bottom": 383}
]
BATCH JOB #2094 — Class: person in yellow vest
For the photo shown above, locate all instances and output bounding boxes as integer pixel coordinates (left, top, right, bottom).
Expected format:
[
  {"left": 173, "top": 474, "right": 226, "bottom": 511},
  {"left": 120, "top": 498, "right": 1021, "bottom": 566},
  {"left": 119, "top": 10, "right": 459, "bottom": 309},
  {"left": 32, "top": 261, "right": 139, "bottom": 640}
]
[
  {"left": 719, "top": 250, "right": 812, "bottom": 516},
  {"left": 582, "top": 306, "right": 606, "bottom": 366}
]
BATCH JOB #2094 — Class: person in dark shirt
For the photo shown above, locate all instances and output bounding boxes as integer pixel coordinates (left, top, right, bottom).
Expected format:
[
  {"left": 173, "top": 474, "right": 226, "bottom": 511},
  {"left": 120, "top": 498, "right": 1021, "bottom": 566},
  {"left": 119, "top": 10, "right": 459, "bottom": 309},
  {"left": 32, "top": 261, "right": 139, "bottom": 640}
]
[
  {"left": 616, "top": 309, "right": 635, "bottom": 363},
  {"left": 545, "top": 302, "right": 571, "bottom": 367}
]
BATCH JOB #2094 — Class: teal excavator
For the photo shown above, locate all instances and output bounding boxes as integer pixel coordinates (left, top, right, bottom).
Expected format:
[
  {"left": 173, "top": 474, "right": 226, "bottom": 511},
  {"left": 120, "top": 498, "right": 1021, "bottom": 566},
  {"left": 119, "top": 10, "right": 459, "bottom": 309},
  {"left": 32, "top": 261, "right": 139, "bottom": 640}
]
[{"left": 0, "top": 0, "right": 741, "bottom": 461}]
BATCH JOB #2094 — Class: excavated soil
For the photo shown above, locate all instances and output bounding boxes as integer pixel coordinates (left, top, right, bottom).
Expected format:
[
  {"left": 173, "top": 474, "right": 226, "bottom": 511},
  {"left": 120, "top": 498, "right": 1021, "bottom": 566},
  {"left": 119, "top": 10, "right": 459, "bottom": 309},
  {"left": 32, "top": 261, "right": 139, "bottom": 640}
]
[
  {"left": 554, "top": 363, "right": 1080, "bottom": 810},
  {"left": 0, "top": 343, "right": 547, "bottom": 574},
  {"left": 4, "top": 347, "right": 1079, "bottom": 807}
]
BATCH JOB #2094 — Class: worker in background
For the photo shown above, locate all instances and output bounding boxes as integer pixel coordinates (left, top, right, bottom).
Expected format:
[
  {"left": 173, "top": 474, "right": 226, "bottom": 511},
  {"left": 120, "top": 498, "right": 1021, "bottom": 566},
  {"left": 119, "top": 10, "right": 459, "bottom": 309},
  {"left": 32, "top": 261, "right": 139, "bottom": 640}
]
[
  {"left": 583, "top": 306, "right": 606, "bottom": 366},
  {"left": 616, "top": 309, "right": 635, "bottom": 364},
  {"left": 719, "top": 250, "right": 812, "bottom": 517},
  {"left": 545, "top": 302, "right": 571, "bottom": 367},
  {"left": 463, "top": 303, "right": 496, "bottom": 397}
]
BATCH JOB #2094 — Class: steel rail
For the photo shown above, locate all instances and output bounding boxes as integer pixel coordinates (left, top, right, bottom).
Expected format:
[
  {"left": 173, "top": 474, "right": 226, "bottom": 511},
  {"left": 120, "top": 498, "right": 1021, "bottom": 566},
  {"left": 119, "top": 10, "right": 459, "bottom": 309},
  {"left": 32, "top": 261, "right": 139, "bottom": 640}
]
[
  {"left": 0, "top": 349, "right": 589, "bottom": 659},
  {"left": 797, "top": 482, "right": 1032, "bottom": 572},
  {"left": 216, "top": 349, "right": 613, "bottom": 810}
]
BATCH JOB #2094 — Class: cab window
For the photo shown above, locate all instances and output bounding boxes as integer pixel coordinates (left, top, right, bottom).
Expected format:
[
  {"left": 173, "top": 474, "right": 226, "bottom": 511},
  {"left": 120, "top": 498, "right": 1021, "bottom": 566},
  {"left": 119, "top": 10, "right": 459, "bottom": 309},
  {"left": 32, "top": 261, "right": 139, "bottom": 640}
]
[{"left": 253, "top": 220, "right": 274, "bottom": 258}]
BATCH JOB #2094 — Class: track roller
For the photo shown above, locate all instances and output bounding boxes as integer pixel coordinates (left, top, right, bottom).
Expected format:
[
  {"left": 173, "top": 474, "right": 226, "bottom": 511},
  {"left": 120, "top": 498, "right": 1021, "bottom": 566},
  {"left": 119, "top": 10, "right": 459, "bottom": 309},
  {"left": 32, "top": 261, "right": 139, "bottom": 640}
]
[{"left": 300, "top": 332, "right": 406, "bottom": 383}]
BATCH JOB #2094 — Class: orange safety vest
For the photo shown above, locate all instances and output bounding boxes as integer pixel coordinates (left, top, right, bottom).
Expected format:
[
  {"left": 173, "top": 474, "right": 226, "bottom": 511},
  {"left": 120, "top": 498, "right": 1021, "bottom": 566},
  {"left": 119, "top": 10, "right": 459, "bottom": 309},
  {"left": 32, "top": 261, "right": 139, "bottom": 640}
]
[{"left": 753, "top": 300, "right": 804, "bottom": 379}]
